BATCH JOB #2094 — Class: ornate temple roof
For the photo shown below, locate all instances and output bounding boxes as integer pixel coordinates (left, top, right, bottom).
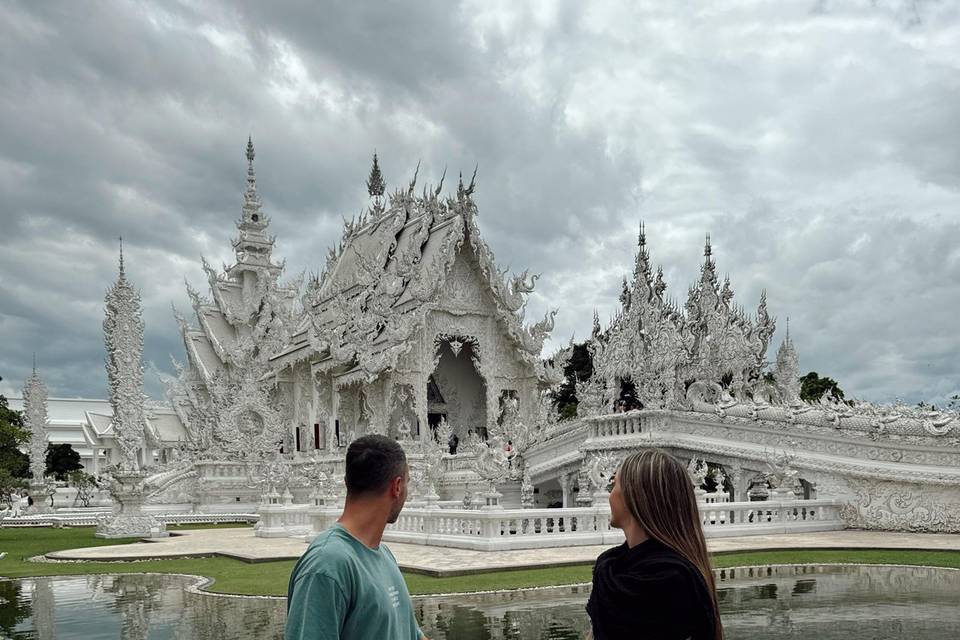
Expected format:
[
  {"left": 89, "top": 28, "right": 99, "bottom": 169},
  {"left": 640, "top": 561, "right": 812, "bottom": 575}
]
[
  {"left": 586, "top": 224, "right": 776, "bottom": 410},
  {"left": 274, "top": 160, "right": 557, "bottom": 380}
]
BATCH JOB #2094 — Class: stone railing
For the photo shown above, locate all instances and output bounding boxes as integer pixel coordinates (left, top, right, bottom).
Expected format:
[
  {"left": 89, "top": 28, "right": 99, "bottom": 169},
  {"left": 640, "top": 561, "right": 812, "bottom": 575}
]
[
  {"left": 260, "top": 497, "right": 843, "bottom": 550},
  {"left": 256, "top": 501, "right": 313, "bottom": 538},
  {"left": 1, "top": 511, "right": 258, "bottom": 528},
  {"left": 384, "top": 499, "right": 841, "bottom": 550},
  {"left": 541, "top": 418, "right": 589, "bottom": 443},
  {"left": 698, "top": 498, "right": 842, "bottom": 536},
  {"left": 443, "top": 452, "right": 478, "bottom": 472},
  {"left": 193, "top": 461, "right": 252, "bottom": 478},
  {"left": 587, "top": 411, "right": 645, "bottom": 439},
  {"left": 683, "top": 401, "right": 960, "bottom": 443},
  {"left": 383, "top": 506, "right": 623, "bottom": 551}
]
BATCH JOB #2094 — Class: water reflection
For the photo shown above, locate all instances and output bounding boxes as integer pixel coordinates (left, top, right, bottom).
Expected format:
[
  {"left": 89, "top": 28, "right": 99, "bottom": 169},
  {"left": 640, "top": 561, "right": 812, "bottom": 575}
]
[
  {"left": 2, "top": 565, "right": 959, "bottom": 639},
  {"left": 416, "top": 585, "right": 592, "bottom": 639},
  {"left": 3, "top": 574, "right": 286, "bottom": 639}
]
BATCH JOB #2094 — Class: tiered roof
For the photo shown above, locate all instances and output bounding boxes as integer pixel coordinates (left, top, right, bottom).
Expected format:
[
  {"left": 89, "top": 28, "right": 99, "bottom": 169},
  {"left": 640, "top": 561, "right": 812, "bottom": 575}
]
[{"left": 589, "top": 224, "right": 776, "bottom": 409}]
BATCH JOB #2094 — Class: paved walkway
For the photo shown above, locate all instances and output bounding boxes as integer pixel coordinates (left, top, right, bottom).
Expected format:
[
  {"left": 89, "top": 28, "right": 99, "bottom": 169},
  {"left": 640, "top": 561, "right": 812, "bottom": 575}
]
[{"left": 46, "top": 529, "right": 960, "bottom": 577}]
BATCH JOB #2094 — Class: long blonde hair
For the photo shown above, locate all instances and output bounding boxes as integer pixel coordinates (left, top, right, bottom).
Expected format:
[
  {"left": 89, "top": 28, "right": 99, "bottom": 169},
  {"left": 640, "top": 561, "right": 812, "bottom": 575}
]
[{"left": 617, "top": 449, "right": 723, "bottom": 640}]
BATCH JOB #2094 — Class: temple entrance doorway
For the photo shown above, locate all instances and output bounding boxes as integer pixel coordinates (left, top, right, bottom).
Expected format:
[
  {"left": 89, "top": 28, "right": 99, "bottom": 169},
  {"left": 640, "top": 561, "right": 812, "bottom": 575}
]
[
  {"left": 616, "top": 377, "right": 642, "bottom": 411},
  {"left": 430, "top": 337, "right": 487, "bottom": 442}
]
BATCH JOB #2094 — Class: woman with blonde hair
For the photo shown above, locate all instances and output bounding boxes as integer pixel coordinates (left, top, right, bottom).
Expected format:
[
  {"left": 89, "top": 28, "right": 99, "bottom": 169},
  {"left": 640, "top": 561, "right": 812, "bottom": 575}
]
[{"left": 586, "top": 448, "right": 723, "bottom": 640}]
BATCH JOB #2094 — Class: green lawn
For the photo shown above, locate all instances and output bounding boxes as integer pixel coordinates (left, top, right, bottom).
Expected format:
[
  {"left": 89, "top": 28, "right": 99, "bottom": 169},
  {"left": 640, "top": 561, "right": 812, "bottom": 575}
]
[{"left": 2, "top": 526, "right": 959, "bottom": 597}]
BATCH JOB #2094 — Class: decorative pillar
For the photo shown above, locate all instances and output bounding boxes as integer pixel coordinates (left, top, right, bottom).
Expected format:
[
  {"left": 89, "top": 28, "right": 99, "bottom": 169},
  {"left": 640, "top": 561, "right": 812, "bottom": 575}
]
[
  {"left": 730, "top": 463, "right": 744, "bottom": 502},
  {"left": 22, "top": 362, "right": 52, "bottom": 514},
  {"left": 96, "top": 245, "right": 166, "bottom": 539},
  {"left": 292, "top": 372, "right": 302, "bottom": 455},
  {"left": 576, "top": 467, "right": 593, "bottom": 506},
  {"left": 559, "top": 472, "right": 571, "bottom": 508},
  {"left": 328, "top": 385, "right": 340, "bottom": 452},
  {"left": 415, "top": 373, "right": 428, "bottom": 443}
]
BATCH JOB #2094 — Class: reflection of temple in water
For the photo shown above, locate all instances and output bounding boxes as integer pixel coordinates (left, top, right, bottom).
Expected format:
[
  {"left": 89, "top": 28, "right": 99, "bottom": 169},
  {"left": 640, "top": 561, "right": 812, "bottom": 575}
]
[
  {"left": 6, "top": 565, "right": 960, "bottom": 639},
  {"left": 415, "top": 585, "right": 592, "bottom": 640},
  {"left": 9, "top": 575, "right": 286, "bottom": 639}
]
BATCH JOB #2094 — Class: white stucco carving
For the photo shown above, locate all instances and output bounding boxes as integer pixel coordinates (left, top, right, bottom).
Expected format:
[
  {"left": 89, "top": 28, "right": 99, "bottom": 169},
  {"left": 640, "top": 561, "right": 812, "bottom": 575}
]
[{"left": 67, "top": 143, "right": 952, "bottom": 536}]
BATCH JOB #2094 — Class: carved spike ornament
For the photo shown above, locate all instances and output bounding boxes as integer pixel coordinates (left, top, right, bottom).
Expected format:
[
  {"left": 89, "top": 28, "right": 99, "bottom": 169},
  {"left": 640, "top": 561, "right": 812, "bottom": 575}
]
[
  {"left": 104, "top": 249, "right": 147, "bottom": 473},
  {"left": 22, "top": 364, "right": 49, "bottom": 482}
]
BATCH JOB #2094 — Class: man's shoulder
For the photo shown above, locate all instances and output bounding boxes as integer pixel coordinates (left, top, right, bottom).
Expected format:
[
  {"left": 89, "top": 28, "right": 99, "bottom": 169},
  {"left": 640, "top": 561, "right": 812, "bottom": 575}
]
[{"left": 300, "top": 528, "right": 363, "bottom": 574}]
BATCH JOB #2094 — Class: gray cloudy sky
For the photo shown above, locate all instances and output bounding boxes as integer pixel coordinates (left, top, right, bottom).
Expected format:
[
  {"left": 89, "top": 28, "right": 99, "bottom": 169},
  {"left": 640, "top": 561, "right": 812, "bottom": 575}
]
[{"left": 2, "top": 1, "right": 959, "bottom": 407}]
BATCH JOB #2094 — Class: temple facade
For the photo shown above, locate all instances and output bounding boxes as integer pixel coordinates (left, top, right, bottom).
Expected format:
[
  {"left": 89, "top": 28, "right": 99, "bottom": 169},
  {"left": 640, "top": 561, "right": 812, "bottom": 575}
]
[
  {"left": 162, "top": 143, "right": 565, "bottom": 509},
  {"left": 71, "top": 138, "right": 956, "bottom": 532},
  {"left": 270, "top": 158, "right": 564, "bottom": 453}
]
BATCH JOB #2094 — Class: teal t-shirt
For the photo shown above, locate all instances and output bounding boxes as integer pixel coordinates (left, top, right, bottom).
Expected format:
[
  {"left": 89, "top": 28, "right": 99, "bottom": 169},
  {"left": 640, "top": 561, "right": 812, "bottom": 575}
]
[{"left": 285, "top": 523, "right": 423, "bottom": 640}]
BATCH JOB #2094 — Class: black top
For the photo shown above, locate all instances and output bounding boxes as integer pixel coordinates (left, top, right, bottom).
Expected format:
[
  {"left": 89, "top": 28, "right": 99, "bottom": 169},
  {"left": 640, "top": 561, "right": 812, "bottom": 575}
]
[{"left": 586, "top": 538, "right": 717, "bottom": 640}]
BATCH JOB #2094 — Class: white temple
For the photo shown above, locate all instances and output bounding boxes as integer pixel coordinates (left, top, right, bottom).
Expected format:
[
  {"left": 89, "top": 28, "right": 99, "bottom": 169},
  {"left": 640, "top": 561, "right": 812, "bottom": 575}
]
[{"left": 23, "top": 139, "right": 959, "bottom": 538}]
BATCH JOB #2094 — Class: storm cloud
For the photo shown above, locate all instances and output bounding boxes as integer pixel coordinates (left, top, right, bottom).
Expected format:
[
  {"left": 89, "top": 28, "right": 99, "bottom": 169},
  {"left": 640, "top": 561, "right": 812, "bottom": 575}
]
[{"left": 1, "top": 0, "right": 958, "bottom": 407}]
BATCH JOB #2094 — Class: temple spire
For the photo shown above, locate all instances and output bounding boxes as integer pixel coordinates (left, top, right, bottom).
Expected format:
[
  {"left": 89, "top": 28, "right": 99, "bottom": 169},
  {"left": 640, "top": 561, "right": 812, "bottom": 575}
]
[
  {"left": 638, "top": 220, "right": 646, "bottom": 247},
  {"left": 230, "top": 136, "right": 277, "bottom": 271},
  {"left": 704, "top": 233, "right": 712, "bottom": 259},
  {"left": 241, "top": 136, "right": 263, "bottom": 225},
  {"left": 118, "top": 236, "right": 125, "bottom": 277},
  {"left": 104, "top": 246, "right": 146, "bottom": 473},
  {"left": 23, "top": 354, "right": 49, "bottom": 487}
]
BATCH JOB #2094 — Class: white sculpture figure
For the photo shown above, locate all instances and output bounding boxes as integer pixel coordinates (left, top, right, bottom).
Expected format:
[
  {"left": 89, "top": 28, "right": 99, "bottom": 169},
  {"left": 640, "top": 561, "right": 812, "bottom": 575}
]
[
  {"left": 465, "top": 432, "right": 510, "bottom": 508},
  {"left": 764, "top": 449, "right": 800, "bottom": 501},
  {"left": 708, "top": 466, "right": 727, "bottom": 498},
  {"left": 586, "top": 452, "right": 620, "bottom": 502},
  {"left": 410, "top": 417, "right": 448, "bottom": 507},
  {"left": 687, "top": 457, "right": 708, "bottom": 490}
]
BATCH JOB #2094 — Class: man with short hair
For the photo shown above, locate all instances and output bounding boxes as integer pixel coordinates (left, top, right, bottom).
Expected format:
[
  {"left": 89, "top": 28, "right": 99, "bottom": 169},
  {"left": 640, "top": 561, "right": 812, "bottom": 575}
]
[{"left": 285, "top": 435, "right": 428, "bottom": 640}]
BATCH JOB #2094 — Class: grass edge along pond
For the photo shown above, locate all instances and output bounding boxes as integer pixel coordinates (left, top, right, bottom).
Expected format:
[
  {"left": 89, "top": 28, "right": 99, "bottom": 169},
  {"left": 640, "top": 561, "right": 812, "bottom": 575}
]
[{"left": 2, "top": 526, "right": 960, "bottom": 597}]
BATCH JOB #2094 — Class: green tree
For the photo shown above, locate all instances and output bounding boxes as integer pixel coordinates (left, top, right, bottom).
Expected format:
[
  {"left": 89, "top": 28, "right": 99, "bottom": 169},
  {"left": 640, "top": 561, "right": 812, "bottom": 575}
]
[
  {"left": 68, "top": 470, "right": 98, "bottom": 507},
  {"left": 554, "top": 342, "right": 594, "bottom": 420},
  {"left": 0, "top": 377, "right": 29, "bottom": 480},
  {"left": 45, "top": 443, "right": 82, "bottom": 481},
  {"left": 799, "top": 371, "right": 845, "bottom": 403}
]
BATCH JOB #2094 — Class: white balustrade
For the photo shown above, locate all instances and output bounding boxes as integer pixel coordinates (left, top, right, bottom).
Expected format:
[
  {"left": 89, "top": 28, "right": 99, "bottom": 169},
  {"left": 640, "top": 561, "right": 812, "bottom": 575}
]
[
  {"left": 380, "top": 498, "right": 841, "bottom": 550},
  {"left": 590, "top": 413, "right": 644, "bottom": 439},
  {"left": 255, "top": 502, "right": 313, "bottom": 538},
  {"left": 699, "top": 499, "right": 842, "bottom": 536},
  {"left": 0, "top": 512, "right": 257, "bottom": 528},
  {"left": 254, "top": 497, "right": 842, "bottom": 548}
]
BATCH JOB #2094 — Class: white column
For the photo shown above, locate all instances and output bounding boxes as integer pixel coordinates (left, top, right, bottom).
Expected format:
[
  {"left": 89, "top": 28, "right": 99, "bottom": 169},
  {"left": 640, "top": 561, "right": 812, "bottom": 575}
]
[
  {"left": 328, "top": 385, "right": 340, "bottom": 452},
  {"left": 90, "top": 448, "right": 99, "bottom": 475},
  {"left": 559, "top": 473, "right": 571, "bottom": 508},
  {"left": 310, "top": 374, "right": 320, "bottom": 450},
  {"left": 416, "top": 373, "right": 428, "bottom": 443}
]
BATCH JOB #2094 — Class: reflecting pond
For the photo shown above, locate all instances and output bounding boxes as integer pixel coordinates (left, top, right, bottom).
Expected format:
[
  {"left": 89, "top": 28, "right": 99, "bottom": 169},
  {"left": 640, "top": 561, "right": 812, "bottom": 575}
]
[{"left": 2, "top": 565, "right": 959, "bottom": 639}]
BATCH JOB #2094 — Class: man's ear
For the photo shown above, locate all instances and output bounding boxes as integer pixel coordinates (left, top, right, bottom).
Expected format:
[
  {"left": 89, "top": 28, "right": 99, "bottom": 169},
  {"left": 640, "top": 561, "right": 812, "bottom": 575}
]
[{"left": 390, "top": 475, "right": 404, "bottom": 498}]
